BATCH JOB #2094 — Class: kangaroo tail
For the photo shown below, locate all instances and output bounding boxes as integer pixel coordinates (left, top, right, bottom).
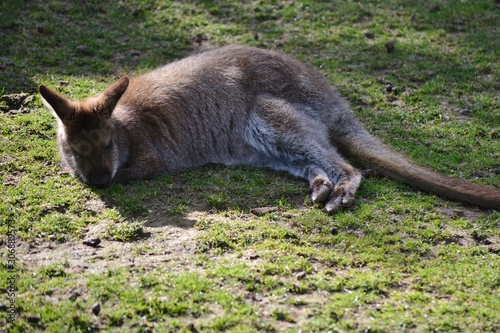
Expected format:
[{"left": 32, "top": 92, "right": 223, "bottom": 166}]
[{"left": 329, "top": 118, "right": 500, "bottom": 210}]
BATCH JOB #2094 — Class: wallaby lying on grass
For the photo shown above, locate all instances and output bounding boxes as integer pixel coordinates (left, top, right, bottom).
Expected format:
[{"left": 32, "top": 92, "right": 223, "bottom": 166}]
[{"left": 39, "top": 45, "right": 500, "bottom": 213}]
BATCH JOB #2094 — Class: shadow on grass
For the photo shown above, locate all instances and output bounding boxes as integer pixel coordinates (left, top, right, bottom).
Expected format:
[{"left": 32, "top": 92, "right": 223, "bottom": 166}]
[
  {"left": 90, "top": 165, "right": 308, "bottom": 230},
  {"left": 0, "top": 0, "right": 193, "bottom": 93}
]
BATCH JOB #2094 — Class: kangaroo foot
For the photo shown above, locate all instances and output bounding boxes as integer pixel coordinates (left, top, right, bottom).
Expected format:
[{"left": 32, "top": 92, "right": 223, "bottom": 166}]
[
  {"left": 322, "top": 170, "right": 362, "bottom": 214},
  {"left": 311, "top": 178, "right": 334, "bottom": 204}
]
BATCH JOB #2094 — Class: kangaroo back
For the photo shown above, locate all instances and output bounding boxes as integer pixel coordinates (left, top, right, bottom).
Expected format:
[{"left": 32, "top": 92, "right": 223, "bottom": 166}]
[{"left": 330, "top": 118, "right": 500, "bottom": 209}]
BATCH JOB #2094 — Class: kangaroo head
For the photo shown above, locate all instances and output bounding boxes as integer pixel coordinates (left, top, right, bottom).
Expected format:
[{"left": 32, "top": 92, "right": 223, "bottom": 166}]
[{"left": 39, "top": 77, "right": 129, "bottom": 187}]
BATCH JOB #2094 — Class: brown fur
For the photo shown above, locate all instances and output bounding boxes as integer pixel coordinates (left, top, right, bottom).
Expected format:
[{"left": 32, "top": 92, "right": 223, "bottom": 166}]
[{"left": 39, "top": 45, "right": 500, "bottom": 213}]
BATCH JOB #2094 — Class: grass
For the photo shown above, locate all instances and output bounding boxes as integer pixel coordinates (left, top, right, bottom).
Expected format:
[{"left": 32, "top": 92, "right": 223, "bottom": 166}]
[{"left": 1, "top": 0, "right": 500, "bottom": 332}]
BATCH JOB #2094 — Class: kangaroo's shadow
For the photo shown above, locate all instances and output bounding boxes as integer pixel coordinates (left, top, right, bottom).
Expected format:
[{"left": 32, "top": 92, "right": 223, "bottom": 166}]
[{"left": 91, "top": 164, "right": 309, "bottom": 231}]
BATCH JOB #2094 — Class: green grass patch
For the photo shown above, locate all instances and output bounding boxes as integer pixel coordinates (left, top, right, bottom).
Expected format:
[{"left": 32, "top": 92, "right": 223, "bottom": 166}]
[{"left": 1, "top": 0, "right": 499, "bottom": 331}]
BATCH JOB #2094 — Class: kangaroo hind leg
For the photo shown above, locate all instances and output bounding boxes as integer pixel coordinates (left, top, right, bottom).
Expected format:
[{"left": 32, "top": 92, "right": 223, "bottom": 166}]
[{"left": 248, "top": 97, "right": 362, "bottom": 214}]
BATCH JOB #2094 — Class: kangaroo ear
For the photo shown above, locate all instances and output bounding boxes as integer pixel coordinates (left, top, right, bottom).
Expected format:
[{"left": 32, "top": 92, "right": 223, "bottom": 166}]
[
  {"left": 99, "top": 76, "right": 129, "bottom": 115},
  {"left": 39, "top": 85, "right": 74, "bottom": 124}
]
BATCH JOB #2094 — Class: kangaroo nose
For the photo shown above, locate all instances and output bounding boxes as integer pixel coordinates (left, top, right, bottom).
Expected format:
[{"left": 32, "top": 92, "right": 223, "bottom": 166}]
[{"left": 89, "top": 174, "right": 111, "bottom": 188}]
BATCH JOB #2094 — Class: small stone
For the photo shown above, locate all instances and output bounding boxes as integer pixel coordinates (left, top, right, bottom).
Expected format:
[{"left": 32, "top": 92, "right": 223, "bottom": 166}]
[
  {"left": 385, "top": 41, "right": 395, "bottom": 53},
  {"left": 423, "top": 69, "right": 435, "bottom": 77},
  {"left": 129, "top": 50, "right": 142, "bottom": 56},
  {"left": 68, "top": 290, "right": 80, "bottom": 301},
  {"left": 385, "top": 83, "right": 394, "bottom": 92},
  {"left": 243, "top": 250, "right": 260, "bottom": 260},
  {"left": 23, "top": 95, "right": 35, "bottom": 105},
  {"left": 187, "top": 323, "right": 199, "bottom": 333},
  {"left": 331, "top": 227, "right": 339, "bottom": 235},
  {"left": 0, "top": 57, "right": 14, "bottom": 67},
  {"left": 193, "top": 33, "right": 207, "bottom": 44},
  {"left": 429, "top": 5, "right": 441, "bottom": 12},
  {"left": 481, "top": 238, "right": 492, "bottom": 246},
  {"left": 132, "top": 8, "right": 144, "bottom": 18},
  {"left": 250, "top": 206, "right": 278, "bottom": 216},
  {"left": 295, "top": 271, "right": 307, "bottom": 280},
  {"left": 75, "top": 45, "right": 88, "bottom": 53},
  {"left": 27, "top": 314, "right": 41, "bottom": 323},
  {"left": 83, "top": 237, "right": 101, "bottom": 248},
  {"left": 1, "top": 93, "right": 31, "bottom": 110},
  {"left": 365, "top": 31, "right": 375, "bottom": 39},
  {"left": 157, "top": 296, "right": 170, "bottom": 302},
  {"left": 488, "top": 246, "right": 500, "bottom": 254},
  {"left": 91, "top": 302, "right": 101, "bottom": 316},
  {"left": 3, "top": 176, "right": 20, "bottom": 186}
]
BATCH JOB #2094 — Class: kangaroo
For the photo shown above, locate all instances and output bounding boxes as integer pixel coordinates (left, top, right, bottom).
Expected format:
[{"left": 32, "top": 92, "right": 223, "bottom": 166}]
[{"left": 39, "top": 45, "right": 500, "bottom": 213}]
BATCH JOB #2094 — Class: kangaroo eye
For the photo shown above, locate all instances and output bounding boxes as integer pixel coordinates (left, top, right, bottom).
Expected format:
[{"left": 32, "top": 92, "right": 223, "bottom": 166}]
[{"left": 104, "top": 141, "right": 113, "bottom": 154}]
